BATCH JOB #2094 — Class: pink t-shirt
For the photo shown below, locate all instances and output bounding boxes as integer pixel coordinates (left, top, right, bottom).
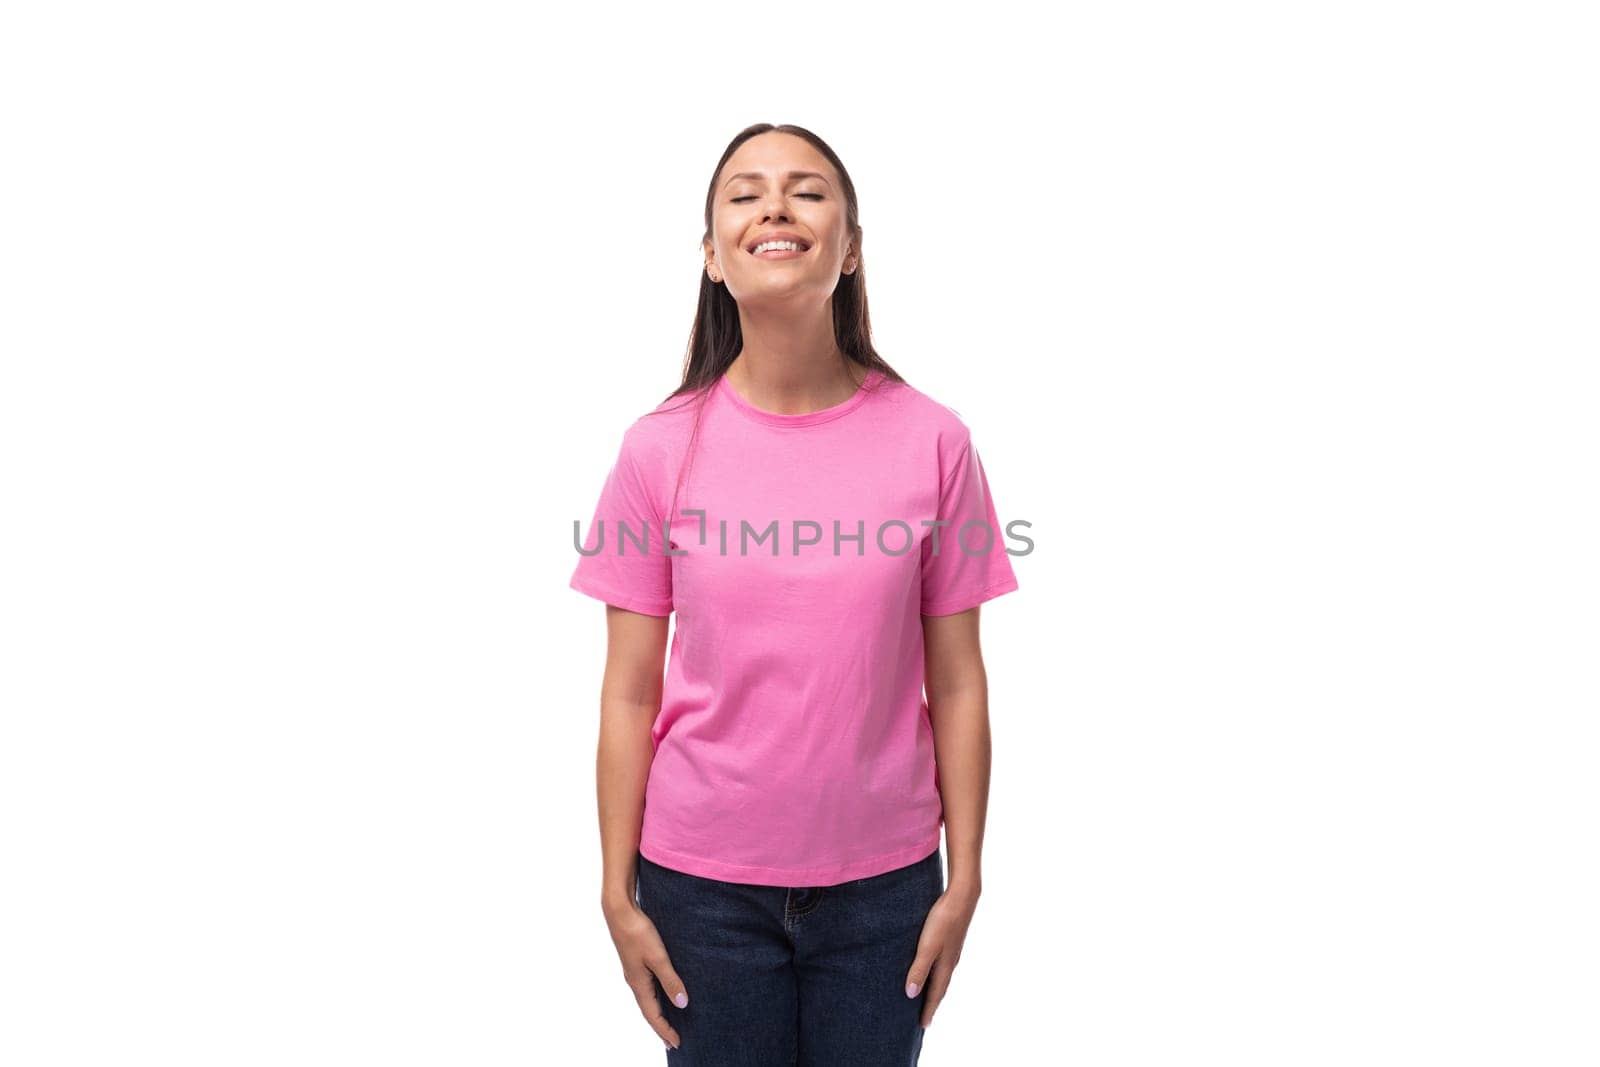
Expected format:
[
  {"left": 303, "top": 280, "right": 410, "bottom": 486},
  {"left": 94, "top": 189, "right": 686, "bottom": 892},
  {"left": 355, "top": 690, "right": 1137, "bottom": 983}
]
[{"left": 569, "top": 367, "right": 1020, "bottom": 886}]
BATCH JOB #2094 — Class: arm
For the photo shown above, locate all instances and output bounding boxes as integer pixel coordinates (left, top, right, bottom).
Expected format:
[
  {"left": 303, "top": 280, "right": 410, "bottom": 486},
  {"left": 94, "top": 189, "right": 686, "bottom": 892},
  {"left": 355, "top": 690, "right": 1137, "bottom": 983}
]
[
  {"left": 923, "top": 605, "right": 991, "bottom": 903},
  {"left": 597, "top": 604, "right": 669, "bottom": 915},
  {"left": 905, "top": 604, "right": 991, "bottom": 1028},
  {"left": 593, "top": 604, "right": 688, "bottom": 1052}
]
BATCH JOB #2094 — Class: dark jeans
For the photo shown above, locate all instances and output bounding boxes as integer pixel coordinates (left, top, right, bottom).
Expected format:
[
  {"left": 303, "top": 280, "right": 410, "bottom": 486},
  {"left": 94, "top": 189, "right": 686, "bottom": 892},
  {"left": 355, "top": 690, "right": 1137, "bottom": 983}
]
[{"left": 636, "top": 845, "right": 945, "bottom": 1066}]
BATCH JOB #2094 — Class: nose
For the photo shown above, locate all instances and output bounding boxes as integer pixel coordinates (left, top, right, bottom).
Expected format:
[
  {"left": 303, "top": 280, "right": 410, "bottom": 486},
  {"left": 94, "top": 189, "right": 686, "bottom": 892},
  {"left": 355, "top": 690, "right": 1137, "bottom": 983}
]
[{"left": 758, "top": 195, "right": 793, "bottom": 224}]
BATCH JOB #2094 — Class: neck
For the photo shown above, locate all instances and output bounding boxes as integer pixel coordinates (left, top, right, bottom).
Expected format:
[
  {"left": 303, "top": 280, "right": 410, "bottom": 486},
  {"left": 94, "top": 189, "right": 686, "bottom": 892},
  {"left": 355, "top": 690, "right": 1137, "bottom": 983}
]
[{"left": 726, "top": 304, "right": 863, "bottom": 414}]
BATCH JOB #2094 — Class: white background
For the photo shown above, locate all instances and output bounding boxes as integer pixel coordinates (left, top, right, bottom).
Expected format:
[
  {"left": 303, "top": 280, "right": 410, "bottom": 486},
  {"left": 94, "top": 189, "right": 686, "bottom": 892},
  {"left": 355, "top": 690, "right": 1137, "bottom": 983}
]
[{"left": 3, "top": 2, "right": 1596, "bottom": 1064}]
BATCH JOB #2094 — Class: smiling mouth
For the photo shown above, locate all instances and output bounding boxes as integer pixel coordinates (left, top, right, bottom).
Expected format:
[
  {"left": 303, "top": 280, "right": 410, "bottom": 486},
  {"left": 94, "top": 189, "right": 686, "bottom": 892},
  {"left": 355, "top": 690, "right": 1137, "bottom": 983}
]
[
  {"left": 747, "top": 234, "right": 812, "bottom": 256},
  {"left": 749, "top": 244, "right": 810, "bottom": 260}
]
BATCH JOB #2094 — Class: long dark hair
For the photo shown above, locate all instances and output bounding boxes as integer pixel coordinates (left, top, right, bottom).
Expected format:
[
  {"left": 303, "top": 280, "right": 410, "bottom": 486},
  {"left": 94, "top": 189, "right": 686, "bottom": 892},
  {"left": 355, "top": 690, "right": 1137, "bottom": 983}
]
[{"left": 650, "top": 124, "right": 908, "bottom": 530}]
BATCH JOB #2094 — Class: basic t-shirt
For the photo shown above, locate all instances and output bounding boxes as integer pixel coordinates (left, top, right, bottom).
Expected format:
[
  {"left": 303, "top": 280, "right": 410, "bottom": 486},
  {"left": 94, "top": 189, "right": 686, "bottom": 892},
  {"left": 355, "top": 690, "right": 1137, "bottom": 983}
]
[{"left": 569, "top": 367, "right": 1020, "bottom": 886}]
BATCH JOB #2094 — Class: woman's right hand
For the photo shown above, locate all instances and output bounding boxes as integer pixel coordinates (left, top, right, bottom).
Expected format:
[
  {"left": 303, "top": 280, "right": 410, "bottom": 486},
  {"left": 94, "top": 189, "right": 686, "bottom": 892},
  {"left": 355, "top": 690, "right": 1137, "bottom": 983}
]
[{"left": 604, "top": 898, "right": 689, "bottom": 1051}]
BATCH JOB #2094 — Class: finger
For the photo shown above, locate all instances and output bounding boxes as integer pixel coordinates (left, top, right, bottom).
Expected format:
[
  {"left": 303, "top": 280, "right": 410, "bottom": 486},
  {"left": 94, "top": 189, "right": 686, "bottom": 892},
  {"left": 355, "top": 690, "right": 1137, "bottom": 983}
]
[
  {"left": 919, "top": 955, "right": 958, "bottom": 1028},
  {"left": 646, "top": 949, "right": 691, "bottom": 1011},
  {"left": 904, "top": 941, "right": 938, "bottom": 1000},
  {"left": 625, "top": 970, "right": 682, "bottom": 1050}
]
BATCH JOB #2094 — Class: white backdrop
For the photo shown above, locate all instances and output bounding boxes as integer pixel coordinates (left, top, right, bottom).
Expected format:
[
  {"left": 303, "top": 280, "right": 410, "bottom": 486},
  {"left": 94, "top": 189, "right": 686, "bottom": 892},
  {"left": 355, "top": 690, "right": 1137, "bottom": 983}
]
[{"left": 2, "top": 2, "right": 1596, "bottom": 1064}]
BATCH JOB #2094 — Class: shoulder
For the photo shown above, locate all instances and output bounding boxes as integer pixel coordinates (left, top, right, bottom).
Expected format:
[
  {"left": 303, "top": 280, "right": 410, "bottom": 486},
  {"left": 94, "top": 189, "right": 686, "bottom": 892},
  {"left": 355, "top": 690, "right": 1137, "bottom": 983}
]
[
  {"left": 871, "top": 376, "right": 977, "bottom": 478},
  {"left": 613, "top": 384, "right": 707, "bottom": 470}
]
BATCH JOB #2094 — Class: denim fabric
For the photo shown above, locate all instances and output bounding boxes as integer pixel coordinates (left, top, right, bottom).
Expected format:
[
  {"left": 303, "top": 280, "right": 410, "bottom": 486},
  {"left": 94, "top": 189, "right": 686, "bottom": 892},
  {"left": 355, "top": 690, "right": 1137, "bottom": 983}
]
[{"left": 635, "top": 845, "right": 945, "bottom": 1066}]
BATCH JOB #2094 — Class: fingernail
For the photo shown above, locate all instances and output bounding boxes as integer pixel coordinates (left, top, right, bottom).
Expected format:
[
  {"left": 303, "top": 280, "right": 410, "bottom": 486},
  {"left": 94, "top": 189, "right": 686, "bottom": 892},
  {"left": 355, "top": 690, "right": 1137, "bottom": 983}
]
[
  {"left": 673, "top": 991, "right": 688, "bottom": 1008},
  {"left": 905, "top": 982, "right": 919, "bottom": 997}
]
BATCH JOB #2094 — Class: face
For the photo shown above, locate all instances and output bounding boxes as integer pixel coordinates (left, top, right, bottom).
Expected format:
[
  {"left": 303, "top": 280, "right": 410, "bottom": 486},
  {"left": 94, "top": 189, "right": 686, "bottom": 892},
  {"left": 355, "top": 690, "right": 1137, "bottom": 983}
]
[{"left": 704, "top": 132, "right": 857, "bottom": 304}]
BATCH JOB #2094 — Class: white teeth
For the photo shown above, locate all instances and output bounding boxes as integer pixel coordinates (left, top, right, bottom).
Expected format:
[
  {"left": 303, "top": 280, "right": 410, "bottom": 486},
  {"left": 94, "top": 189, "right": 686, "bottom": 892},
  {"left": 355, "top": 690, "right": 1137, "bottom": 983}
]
[{"left": 753, "top": 240, "right": 804, "bottom": 255}]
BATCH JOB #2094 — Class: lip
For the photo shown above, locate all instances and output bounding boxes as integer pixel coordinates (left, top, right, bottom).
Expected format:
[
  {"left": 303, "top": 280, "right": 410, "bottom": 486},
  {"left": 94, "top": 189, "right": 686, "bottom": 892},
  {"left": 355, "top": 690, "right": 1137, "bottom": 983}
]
[{"left": 746, "top": 231, "right": 812, "bottom": 256}]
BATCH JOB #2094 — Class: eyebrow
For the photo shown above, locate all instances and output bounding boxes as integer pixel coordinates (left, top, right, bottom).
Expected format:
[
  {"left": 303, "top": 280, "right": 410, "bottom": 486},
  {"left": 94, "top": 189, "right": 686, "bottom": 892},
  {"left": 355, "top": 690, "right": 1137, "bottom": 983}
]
[{"left": 722, "top": 170, "right": 833, "bottom": 190}]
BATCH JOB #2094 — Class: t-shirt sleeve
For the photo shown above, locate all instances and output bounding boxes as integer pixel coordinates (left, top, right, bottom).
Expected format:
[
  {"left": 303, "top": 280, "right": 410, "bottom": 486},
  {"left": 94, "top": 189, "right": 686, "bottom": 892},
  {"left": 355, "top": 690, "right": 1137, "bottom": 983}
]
[
  {"left": 920, "top": 432, "right": 1020, "bottom": 616},
  {"left": 569, "top": 427, "right": 674, "bottom": 616}
]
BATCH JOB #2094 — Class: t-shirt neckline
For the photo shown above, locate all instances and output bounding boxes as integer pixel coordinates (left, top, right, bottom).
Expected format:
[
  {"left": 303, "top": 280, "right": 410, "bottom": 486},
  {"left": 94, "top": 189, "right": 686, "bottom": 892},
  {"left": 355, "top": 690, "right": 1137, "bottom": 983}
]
[{"left": 716, "top": 367, "right": 883, "bottom": 428}]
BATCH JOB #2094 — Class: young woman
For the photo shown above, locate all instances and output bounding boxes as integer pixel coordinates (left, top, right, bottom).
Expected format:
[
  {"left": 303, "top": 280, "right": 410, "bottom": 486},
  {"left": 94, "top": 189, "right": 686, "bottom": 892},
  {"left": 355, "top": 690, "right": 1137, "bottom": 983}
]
[{"left": 570, "top": 123, "right": 1021, "bottom": 1065}]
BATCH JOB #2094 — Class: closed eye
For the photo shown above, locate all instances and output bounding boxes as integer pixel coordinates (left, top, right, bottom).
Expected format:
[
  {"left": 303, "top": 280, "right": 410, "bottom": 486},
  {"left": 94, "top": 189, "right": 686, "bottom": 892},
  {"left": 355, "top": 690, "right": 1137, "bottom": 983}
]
[{"left": 731, "top": 194, "right": 824, "bottom": 202}]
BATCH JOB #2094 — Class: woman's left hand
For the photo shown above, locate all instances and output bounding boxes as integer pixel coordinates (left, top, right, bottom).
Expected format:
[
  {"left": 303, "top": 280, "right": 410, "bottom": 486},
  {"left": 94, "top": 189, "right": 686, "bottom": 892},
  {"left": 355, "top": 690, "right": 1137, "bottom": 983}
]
[{"left": 904, "top": 884, "right": 979, "bottom": 1028}]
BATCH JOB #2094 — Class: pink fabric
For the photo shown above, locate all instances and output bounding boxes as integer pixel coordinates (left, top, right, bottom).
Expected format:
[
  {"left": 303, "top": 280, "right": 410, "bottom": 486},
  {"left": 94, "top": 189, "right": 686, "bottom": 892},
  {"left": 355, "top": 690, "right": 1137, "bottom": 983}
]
[{"left": 570, "top": 368, "right": 1019, "bottom": 885}]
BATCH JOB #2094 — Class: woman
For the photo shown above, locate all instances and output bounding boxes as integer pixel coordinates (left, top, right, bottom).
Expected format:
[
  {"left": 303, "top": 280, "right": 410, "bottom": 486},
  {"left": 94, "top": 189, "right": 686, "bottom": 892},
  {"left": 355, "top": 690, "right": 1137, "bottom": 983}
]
[{"left": 570, "top": 123, "right": 1020, "bottom": 1065}]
